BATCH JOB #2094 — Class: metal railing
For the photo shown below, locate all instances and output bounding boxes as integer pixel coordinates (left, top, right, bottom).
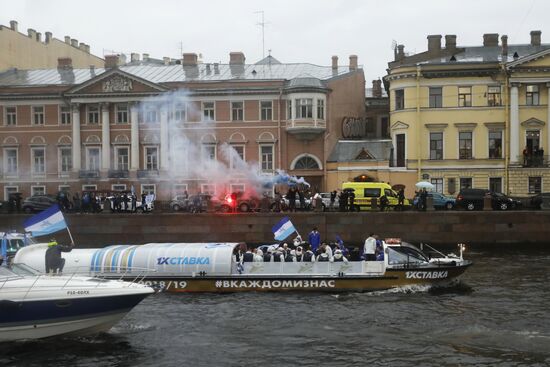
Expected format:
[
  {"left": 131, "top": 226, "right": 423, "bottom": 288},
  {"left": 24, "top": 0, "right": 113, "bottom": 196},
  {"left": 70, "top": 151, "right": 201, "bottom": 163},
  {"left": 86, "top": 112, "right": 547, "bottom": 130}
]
[{"left": 517, "top": 155, "right": 548, "bottom": 167}]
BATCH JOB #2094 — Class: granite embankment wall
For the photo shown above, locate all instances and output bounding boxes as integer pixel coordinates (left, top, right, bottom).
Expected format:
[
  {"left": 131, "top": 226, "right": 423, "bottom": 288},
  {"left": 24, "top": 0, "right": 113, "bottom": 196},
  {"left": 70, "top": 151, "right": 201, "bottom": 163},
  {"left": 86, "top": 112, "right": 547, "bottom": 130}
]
[{"left": 1, "top": 211, "right": 550, "bottom": 247}]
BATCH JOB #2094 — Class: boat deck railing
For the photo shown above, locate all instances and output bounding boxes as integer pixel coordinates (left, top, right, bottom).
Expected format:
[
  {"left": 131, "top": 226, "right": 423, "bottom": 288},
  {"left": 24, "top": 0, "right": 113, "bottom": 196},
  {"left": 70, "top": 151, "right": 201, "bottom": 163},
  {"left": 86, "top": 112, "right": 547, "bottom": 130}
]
[{"left": 235, "top": 261, "right": 385, "bottom": 276}]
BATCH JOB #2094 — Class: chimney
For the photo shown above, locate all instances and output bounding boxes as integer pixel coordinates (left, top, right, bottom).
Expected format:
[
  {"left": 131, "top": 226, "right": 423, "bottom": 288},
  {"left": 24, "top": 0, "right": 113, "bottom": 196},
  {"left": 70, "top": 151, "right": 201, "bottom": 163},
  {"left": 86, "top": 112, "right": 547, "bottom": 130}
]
[
  {"left": 9, "top": 20, "right": 18, "bottom": 31},
  {"left": 372, "top": 79, "right": 382, "bottom": 98},
  {"left": 349, "top": 55, "right": 358, "bottom": 71},
  {"left": 427, "top": 35, "right": 442, "bottom": 52},
  {"left": 205, "top": 63, "right": 211, "bottom": 74},
  {"left": 35, "top": 32, "right": 41, "bottom": 42},
  {"left": 213, "top": 62, "right": 219, "bottom": 74},
  {"left": 397, "top": 45, "right": 405, "bottom": 61},
  {"left": 131, "top": 53, "right": 140, "bottom": 62},
  {"left": 104, "top": 54, "right": 119, "bottom": 69},
  {"left": 71, "top": 39, "right": 78, "bottom": 48},
  {"left": 84, "top": 45, "right": 90, "bottom": 53},
  {"left": 445, "top": 35, "right": 457, "bottom": 49},
  {"left": 45, "top": 31, "right": 52, "bottom": 44},
  {"left": 483, "top": 33, "right": 499, "bottom": 47},
  {"left": 143, "top": 53, "right": 150, "bottom": 61},
  {"left": 182, "top": 53, "right": 198, "bottom": 66},
  {"left": 229, "top": 52, "right": 245, "bottom": 65},
  {"left": 64, "top": 36, "right": 70, "bottom": 44},
  {"left": 57, "top": 57, "right": 72, "bottom": 69},
  {"left": 163, "top": 57, "right": 170, "bottom": 65},
  {"left": 332, "top": 56, "right": 338, "bottom": 70},
  {"left": 79, "top": 42, "right": 86, "bottom": 51},
  {"left": 27, "top": 28, "right": 36, "bottom": 39},
  {"left": 501, "top": 35, "right": 508, "bottom": 57},
  {"left": 530, "top": 30, "right": 542, "bottom": 46}
]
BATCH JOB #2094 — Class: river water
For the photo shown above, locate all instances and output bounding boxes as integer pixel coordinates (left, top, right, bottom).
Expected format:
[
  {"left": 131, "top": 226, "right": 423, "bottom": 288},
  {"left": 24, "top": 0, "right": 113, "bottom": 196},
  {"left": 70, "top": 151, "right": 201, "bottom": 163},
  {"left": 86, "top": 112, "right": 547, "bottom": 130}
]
[{"left": 1, "top": 246, "right": 550, "bottom": 367}]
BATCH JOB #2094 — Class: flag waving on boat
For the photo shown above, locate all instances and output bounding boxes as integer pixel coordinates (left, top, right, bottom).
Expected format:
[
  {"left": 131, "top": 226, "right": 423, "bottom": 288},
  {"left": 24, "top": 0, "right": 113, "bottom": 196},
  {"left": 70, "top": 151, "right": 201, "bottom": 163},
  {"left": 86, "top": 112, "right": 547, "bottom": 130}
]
[
  {"left": 23, "top": 204, "right": 67, "bottom": 237},
  {"left": 272, "top": 217, "right": 296, "bottom": 241}
]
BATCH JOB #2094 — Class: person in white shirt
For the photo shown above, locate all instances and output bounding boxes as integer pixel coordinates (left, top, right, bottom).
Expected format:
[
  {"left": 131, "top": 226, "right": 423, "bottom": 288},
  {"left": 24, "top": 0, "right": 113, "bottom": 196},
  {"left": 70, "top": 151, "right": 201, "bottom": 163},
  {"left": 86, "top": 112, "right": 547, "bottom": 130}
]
[
  {"left": 363, "top": 233, "right": 377, "bottom": 261},
  {"left": 254, "top": 249, "right": 264, "bottom": 262}
]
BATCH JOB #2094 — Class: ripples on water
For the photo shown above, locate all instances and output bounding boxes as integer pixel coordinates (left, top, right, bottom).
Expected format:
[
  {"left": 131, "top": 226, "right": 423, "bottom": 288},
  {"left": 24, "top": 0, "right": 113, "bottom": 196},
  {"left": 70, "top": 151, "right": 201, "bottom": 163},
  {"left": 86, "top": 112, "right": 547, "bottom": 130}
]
[{"left": 1, "top": 247, "right": 550, "bottom": 367}]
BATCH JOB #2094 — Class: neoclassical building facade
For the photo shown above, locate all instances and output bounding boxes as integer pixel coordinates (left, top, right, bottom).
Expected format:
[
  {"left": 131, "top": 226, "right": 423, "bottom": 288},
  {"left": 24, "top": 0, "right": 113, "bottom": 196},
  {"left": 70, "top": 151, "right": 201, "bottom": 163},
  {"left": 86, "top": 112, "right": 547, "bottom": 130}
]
[
  {"left": 385, "top": 31, "right": 550, "bottom": 196},
  {"left": 0, "top": 52, "right": 365, "bottom": 200}
]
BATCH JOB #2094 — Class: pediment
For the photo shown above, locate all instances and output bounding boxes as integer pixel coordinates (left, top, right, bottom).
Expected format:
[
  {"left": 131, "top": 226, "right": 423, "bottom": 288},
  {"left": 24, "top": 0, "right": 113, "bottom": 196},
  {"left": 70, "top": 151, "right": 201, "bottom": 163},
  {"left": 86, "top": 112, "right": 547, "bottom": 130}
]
[
  {"left": 66, "top": 68, "right": 167, "bottom": 96},
  {"left": 521, "top": 117, "right": 545, "bottom": 127},
  {"left": 355, "top": 148, "right": 376, "bottom": 160},
  {"left": 507, "top": 48, "right": 550, "bottom": 70},
  {"left": 391, "top": 121, "right": 409, "bottom": 130}
]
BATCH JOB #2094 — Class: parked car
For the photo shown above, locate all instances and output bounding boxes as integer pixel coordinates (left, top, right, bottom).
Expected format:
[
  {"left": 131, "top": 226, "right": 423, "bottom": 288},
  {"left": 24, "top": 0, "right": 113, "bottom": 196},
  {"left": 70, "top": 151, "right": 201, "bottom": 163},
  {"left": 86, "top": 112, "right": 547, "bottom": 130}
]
[
  {"left": 413, "top": 191, "right": 456, "bottom": 210},
  {"left": 530, "top": 192, "right": 550, "bottom": 209},
  {"left": 170, "top": 195, "right": 190, "bottom": 211},
  {"left": 319, "top": 192, "right": 339, "bottom": 211},
  {"left": 21, "top": 195, "right": 58, "bottom": 213},
  {"left": 456, "top": 188, "right": 521, "bottom": 211}
]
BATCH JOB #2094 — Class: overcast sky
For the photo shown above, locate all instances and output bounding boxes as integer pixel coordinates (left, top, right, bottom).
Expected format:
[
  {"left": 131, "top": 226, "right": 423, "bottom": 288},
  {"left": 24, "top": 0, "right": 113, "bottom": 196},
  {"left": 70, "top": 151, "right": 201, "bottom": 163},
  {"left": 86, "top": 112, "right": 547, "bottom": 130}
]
[{"left": 2, "top": 0, "right": 549, "bottom": 83}]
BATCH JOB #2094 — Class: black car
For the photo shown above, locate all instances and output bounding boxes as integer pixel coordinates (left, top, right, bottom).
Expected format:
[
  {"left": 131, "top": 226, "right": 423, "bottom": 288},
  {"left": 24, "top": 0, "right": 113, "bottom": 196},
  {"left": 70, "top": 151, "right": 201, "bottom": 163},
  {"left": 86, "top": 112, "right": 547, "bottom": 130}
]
[
  {"left": 456, "top": 188, "right": 521, "bottom": 211},
  {"left": 530, "top": 192, "right": 550, "bottom": 209},
  {"left": 22, "top": 195, "right": 58, "bottom": 213}
]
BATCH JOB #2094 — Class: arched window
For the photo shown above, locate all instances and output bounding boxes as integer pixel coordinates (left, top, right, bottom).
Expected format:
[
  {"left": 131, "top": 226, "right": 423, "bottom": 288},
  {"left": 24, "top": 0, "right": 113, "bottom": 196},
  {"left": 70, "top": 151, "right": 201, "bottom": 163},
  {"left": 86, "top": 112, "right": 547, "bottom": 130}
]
[{"left": 294, "top": 156, "right": 320, "bottom": 170}]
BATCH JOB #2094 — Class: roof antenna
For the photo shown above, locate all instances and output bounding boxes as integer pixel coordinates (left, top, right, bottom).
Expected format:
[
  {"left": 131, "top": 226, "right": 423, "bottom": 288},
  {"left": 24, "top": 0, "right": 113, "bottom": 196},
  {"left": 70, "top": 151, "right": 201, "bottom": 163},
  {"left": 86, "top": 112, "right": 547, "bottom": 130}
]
[{"left": 255, "top": 10, "right": 269, "bottom": 59}]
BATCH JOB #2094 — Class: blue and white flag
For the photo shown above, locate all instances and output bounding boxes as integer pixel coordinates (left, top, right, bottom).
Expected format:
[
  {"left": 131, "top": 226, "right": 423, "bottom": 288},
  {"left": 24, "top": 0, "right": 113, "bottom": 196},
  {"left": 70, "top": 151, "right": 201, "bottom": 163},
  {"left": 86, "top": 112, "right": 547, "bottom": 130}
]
[
  {"left": 272, "top": 217, "right": 296, "bottom": 241},
  {"left": 23, "top": 204, "right": 67, "bottom": 237}
]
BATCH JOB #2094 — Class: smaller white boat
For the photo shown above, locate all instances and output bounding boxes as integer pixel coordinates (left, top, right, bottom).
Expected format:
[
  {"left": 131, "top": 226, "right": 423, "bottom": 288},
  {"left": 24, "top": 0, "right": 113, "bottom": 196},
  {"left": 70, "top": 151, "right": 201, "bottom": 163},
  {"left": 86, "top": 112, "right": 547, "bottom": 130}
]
[{"left": 0, "top": 263, "right": 154, "bottom": 342}]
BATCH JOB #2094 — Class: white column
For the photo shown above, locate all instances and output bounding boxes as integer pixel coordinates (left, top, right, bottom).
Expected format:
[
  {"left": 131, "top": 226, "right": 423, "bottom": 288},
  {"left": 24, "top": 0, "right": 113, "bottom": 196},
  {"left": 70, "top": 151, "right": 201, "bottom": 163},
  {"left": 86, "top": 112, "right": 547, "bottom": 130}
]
[
  {"left": 510, "top": 84, "right": 520, "bottom": 163},
  {"left": 101, "top": 103, "right": 111, "bottom": 171},
  {"left": 130, "top": 103, "right": 139, "bottom": 171},
  {"left": 71, "top": 103, "right": 81, "bottom": 171},
  {"left": 160, "top": 106, "right": 169, "bottom": 170}
]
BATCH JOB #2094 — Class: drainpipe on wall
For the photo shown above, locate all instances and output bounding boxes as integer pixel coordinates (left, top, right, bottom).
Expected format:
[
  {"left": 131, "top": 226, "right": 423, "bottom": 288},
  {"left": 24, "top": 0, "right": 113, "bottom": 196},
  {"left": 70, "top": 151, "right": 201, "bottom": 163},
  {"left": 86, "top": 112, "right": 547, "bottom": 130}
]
[
  {"left": 502, "top": 64, "right": 510, "bottom": 194},
  {"left": 416, "top": 65, "right": 422, "bottom": 181},
  {"left": 278, "top": 88, "right": 283, "bottom": 170},
  {"left": 323, "top": 100, "right": 330, "bottom": 192}
]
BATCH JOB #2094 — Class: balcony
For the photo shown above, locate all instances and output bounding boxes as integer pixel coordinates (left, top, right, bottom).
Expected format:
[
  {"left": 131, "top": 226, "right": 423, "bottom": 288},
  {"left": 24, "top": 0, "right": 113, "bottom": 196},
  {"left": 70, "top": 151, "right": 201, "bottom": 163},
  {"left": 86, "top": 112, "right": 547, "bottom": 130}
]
[
  {"left": 79, "top": 170, "right": 100, "bottom": 178},
  {"left": 518, "top": 155, "right": 549, "bottom": 168},
  {"left": 285, "top": 119, "right": 326, "bottom": 141},
  {"left": 108, "top": 169, "right": 129, "bottom": 178},
  {"left": 137, "top": 169, "right": 159, "bottom": 178}
]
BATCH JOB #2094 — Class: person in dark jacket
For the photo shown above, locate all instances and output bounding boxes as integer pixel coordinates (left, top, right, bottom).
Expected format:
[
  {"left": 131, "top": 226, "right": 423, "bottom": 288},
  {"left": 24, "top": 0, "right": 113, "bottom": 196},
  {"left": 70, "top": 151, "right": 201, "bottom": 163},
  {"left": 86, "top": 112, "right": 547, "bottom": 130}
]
[{"left": 45, "top": 239, "right": 73, "bottom": 274}]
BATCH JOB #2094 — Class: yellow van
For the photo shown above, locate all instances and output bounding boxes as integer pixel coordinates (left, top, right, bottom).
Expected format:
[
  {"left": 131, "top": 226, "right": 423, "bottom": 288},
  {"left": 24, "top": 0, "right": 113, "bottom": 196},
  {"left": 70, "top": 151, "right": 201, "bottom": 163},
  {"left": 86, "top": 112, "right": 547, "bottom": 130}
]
[{"left": 341, "top": 182, "right": 410, "bottom": 211}]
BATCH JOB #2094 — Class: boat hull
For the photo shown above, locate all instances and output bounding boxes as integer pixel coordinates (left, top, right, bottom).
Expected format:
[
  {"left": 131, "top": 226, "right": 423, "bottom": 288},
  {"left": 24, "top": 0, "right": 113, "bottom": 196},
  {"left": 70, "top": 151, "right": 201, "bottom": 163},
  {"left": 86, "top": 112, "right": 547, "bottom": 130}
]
[{"left": 128, "top": 264, "right": 471, "bottom": 293}]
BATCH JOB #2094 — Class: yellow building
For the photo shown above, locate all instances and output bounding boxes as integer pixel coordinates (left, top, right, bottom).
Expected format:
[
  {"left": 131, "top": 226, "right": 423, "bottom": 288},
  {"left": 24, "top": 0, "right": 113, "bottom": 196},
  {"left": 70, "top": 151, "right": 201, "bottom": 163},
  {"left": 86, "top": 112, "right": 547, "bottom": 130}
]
[
  {"left": 0, "top": 20, "right": 103, "bottom": 71},
  {"left": 385, "top": 31, "right": 550, "bottom": 197}
]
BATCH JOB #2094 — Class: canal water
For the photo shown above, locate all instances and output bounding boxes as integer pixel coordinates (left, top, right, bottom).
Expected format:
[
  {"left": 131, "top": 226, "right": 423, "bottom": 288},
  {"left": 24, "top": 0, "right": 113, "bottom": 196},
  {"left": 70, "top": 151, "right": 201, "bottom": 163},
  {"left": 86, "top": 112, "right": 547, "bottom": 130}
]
[{"left": 1, "top": 247, "right": 550, "bottom": 366}]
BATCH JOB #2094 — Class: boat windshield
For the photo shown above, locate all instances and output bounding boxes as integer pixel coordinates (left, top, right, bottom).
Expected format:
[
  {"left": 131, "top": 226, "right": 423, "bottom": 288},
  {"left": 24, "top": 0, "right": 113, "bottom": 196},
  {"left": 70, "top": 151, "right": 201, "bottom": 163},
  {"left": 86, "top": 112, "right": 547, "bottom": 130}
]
[
  {"left": 387, "top": 245, "right": 430, "bottom": 265},
  {"left": 5, "top": 263, "right": 41, "bottom": 277}
]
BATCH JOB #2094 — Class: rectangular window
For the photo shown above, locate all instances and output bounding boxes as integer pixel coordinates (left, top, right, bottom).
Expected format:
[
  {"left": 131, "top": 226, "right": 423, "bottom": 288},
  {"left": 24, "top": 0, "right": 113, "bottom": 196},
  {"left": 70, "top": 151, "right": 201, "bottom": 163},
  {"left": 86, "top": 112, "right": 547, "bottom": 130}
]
[
  {"left": 145, "top": 147, "right": 158, "bottom": 170},
  {"left": 287, "top": 100, "right": 292, "bottom": 119},
  {"left": 489, "top": 177, "right": 502, "bottom": 193},
  {"left": 459, "top": 131, "right": 473, "bottom": 159},
  {"left": 32, "top": 148, "right": 45, "bottom": 174},
  {"left": 144, "top": 105, "right": 158, "bottom": 123},
  {"left": 201, "top": 144, "right": 216, "bottom": 160},
  {"left": 429, "top": 132, "right": 443, "bottom": 160},
  {"left": 31, "top": 186, "right": 45, "bottom": 196},
  {"left": 317, "top": 99, "right": 325, "bottom": 119},
  {"left": 201, "top": 184, "right": 215, "bottom": 195},
  {"left": 296, "top": 98, "right": 313, "bottom": 118},
  {"left": 529, "top": 177, "right": 542, "bottom": 194},
  {"left": 458, "top": 87, "right": 472, "bottom": 107},
  {"left": 60, "top": 106, "right": 71, "bottom": 125},
  {"left": 87, "top": 147, "right": 100, "bottom": 170},
  {"left": 260, "top": 145, "right": 273, "bottom": 171},
  {"left": 395, "top": 89, "right": 404, "bottom": 110},
  {"left": 230, "top": 183, "right": 245, "bottom": 194},
  {"left": 202, "top": 102, "right": 215, "bottom": 121},
  {"left": 5, "top": 106, "right": 17, "bottom": 126},
  {"left": 260, "top": 101, "right": 273, "bottom": 121},
  {"left": 173, "top": 184, "right": 188, "bottom": 195},
  {"left": 488, "top": 131, "right": 503, "bottom": 158},
  {"left": 430, "top": 178, "right": 443, "bottom": 193},
  {"left": 4, "top": 186, "right": 19, "bottom": 201},
  {"left": 231, "top": 102, "right": 244, "bottom": 121},
  {"left": 116, "top": 147, "right": 129, "bottom": 170},
  {"left": 58, "top": 185, "right": 70, "bottom": 194},
  {"left": 230, "top": 145, "right": 244, "bottom": 169},
  {"left": 487, "top": 86, "right": 501, "bottom": 106},
  {"left": 174, "top": 103, "right": 187, "bottom": 121},
  {"left": 88, "top": 105, "right": 99, "bottom": 124},
  {"left": 5, "top": 149, "right": 18, "bottom": 175},
  {"left": 429, "top": 87, "right": 442, "bottom": 108},
  {"left": 459, "top": 178, "right": 472, "bottom": 190},
  {"left": 32, "top": 106, "right": 45, "bottom": 125},
  {"left": 116, "top": 104, "right": 128, "bottom": 124},
  {"left": 112, "top": 184, "right": 126, "bottom": 191},
  {"left": 141, "top": 184, "right": 156, "bottom": 196},
  {"left": 526, "top": 85, "right": 540, "bottom": 106},
  {"left": 82, "top": 185, "right": 97, "bottom": 191},
  {"left": 60, "top": 147, "right": 72, "bottom": 173}
]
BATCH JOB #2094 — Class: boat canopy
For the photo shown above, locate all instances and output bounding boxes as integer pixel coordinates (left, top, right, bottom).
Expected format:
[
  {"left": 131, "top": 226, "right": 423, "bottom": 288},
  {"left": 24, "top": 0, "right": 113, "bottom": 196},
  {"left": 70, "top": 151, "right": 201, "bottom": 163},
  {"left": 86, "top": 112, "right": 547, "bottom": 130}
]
[{"left": 14, "top": 242, "right": 241, "bottom": 276}]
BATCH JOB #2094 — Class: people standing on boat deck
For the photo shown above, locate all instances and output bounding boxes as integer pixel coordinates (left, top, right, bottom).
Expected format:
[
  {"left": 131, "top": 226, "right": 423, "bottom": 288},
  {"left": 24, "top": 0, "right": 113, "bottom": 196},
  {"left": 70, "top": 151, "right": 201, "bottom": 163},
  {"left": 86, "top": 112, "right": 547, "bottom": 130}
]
[
  {"left": 254, "top": 249, "right": 264, "bottom": 262},
  {"left": 272, "top": 248, "right": 284, "bottom": 262},
  {"left": 375, "top": 236, "right": 385, "bottom": 261},
  {"left": 295, "top": 246, "right": 304, "bottom": 262},
  {"left": 285, "top": 249, "right": 297, "bottom": 262},
  {"left": 293, "top": 235, "right": 303, "bottom": 248},
  {"left": 308, "top": 227, "right": 321, "bottom": 254},
  {"left": 242, "top": 248, "right": 254, "bottom": 262},
  {"left": 363, "top": 234, "right": 377, "bottom": 261},
  {"left": 264, "top": 247, "right": 273, "bottom": 262},
  {"left": 303, "top": 245, "right": 315, "bottom": 262},
  {"left": 333, "top": 249, "right": 349, "bottom": 263},
  {"left": 317, "top": 247, "right": 331, "bottom": 262},
  {"left": 45, "top": 239, "right": 73, "bottom": 274}
]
